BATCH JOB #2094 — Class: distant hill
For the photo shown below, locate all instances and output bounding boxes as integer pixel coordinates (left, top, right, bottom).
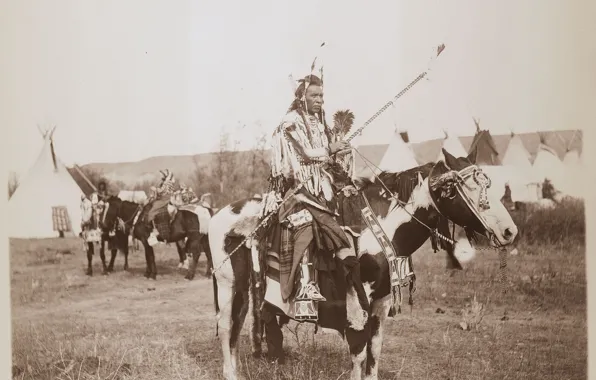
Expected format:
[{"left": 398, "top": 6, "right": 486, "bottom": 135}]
[{"left": 79, "top": 129, "right": 582, "bottom": 188}]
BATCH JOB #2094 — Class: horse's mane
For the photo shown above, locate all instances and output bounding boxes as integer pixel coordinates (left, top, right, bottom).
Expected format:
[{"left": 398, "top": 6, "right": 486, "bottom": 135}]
[{"left": 359, "top": 162, "right": 435, "bottom": 203}]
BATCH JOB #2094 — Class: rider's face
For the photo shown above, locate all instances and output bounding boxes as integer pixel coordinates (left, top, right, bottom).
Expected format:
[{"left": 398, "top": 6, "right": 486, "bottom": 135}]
[{"left": 305, "top": 85, "right": 323, "bottom": 114}]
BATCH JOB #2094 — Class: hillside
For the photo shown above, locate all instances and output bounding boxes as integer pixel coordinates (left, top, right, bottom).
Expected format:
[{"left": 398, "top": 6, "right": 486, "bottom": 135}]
[{"left": 80, "top": 129, "right": 582, "bottom": 188}]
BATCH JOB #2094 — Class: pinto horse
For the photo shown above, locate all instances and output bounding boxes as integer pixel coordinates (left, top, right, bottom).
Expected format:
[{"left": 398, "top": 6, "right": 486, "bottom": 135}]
[
  {"left": 101, "top": 196, "right": 213, "bottom": 280},
  {"left": 208, "top": 149, "right": 518, "bottom": 380}
]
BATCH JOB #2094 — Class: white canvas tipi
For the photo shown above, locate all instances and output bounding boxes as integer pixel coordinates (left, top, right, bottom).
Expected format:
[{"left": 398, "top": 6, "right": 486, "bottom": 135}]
[
  {"left": 500, "top": 132, "right": 541, "bottom": 202},
  {"left": 7, "top": 127, "right": 86, "bottom": 238},
  {"left": 436, "top": 130, "right": 468, "bottom": 161},
  {"left": 501, "top": 132, "right": 532, "bottom": 167},
  {"left": 377, "top": 129, "right": 419, "bottom": 172},
  {"left": 561, "top": 149, "right": 583, "bottom": 198},
  {"left": 563, "top": 149, "right": 582, "bottom": 167},
  {"left": 532, "top": 134, "right": 566, "bottom": 193}
]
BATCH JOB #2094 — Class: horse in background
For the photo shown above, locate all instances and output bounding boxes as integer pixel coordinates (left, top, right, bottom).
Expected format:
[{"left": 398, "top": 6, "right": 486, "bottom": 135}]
[
  {"left": 208, "top": 149, "right": 518, "bottom": 380},
  {"left": 101, "top": 194, "right": 214, "bottom": 280}
]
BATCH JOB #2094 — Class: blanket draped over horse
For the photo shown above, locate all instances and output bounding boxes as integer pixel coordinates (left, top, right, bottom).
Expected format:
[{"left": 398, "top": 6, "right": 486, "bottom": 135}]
[{"left": 267, "top": 187, "right": 352, "bottom": 302}]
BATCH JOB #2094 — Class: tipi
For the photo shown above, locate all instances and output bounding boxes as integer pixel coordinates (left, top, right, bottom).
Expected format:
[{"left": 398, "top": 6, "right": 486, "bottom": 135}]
[
  {"left": 559, "top": 131, "right": 584, "bottom": 198},
  {"left": 563, "top": 149, "right": 582, "bottom": 167},
  {"left": 532, "top": 133, "right": 566, "bottom": 193},
  {"left": 7, "top": 127, "right": 88, "bottom": 239},
  {"left": 562, "top": 131, "right": 583, "bottom": 168},
  {"left": 467, "top": 118, "right": 501, "bottom": 165},
  {"left": 436, "top": 130, "right": 468, "bottom": 161},
  {"left": 500, "top": 131, "right": 541, "bottom": 202},
  {"left": 377, "top": 129, "right": 419, "bottom": 172}
]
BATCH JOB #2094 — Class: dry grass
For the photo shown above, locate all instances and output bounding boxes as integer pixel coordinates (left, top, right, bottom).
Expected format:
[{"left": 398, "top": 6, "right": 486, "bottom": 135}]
[{"left": 10, "top": 235, "right": 586, "bottom": 379}]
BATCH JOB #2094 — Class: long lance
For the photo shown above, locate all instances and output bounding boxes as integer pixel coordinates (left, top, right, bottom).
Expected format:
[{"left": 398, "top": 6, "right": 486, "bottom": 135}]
[{"left": 211, "top": 43, "right": 447, "bottom": 274}]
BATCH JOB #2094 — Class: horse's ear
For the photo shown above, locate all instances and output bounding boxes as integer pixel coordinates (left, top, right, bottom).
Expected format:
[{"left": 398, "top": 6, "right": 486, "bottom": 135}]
[
  {"left": 466, "top": 147, "right": 477, "bottom": 164},
  {"left": 442, "top": 148, "right": 457, "bottom": 169},
  {"left": 352, "top": 176, "right": 366, "bottom": 190}
]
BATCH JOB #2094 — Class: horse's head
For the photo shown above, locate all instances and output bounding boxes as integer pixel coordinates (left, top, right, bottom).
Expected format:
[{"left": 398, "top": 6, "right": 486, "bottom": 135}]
[
  {"left": 101, "top": 195, "right": 123, "bottom": 232},
  {"left": 429, "top": 148, "right": 518, "bottom": 247}
]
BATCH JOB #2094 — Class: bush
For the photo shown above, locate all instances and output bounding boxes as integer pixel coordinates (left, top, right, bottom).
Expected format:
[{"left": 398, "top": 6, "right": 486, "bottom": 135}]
[{"left": 510, "top": 198, "right": 585, "bottom": 246}]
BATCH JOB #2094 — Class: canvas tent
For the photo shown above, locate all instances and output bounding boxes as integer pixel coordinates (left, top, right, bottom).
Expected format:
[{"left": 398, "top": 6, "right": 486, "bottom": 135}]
[
  {"left": 563, "top": 149, "right": 582, "bottom": 168},
  {"left": 467, "top": 119, "right": 501, "bottom": 166},
  {"left": 436, "top": 130, "right": 468, "bottom": 161},
  {"left": 377, "top": 130, "right": 419, "bottom": 173},
  {"left": 532, "top": 133, "right": 566, "bottom": 193},
  {"left": 7, "top": 127, "right": 90, "bottom": 239},
  {"left": 499, "top": 132, "right": 541, "bottom": 202}
]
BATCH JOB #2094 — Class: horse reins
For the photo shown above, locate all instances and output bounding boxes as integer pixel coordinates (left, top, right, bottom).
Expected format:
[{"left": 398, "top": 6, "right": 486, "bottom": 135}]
[
  {"left": 356, "top": 154, "right": 509, "bottom": 293},
  {"left": 353, "top": 148, "right": 456, "bottom": 245},
  {"left": 210, "top": 46, "right": 446, "bottom": 275}
]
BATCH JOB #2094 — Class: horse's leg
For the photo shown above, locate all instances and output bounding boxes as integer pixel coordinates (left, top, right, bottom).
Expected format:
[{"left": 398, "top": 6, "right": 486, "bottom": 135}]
[
  {"left": 230, "top": 289, "right": 249, "bottom": 374},
  {"left": 99, "top": 237, "right": 109, "bottom": 275},
  {"left": 216, "top": 277, "right": 240, "bottom": 380},
  {"left": 138, "top": 224, "right": 157, "bottom": 279},
  {"left": 185, "top": 234, "right": 206, "bottom": 281},
  {"left": 340, "top": 235, "right": 371, "bottom": 380},
  {"left": 175, "top": 239, "right": 186, "bottom": 269},
  {"left": 86, "top": 242, "right": 94, "bottom": 276},
  {"left": 148, "top": 245, "right": 157, "bottom": 280},
  {"left": 141, "top": 239, "right": 151, "bottom": 278},
  {"left": 185, "top": 243, "right": 200, "bottom": 281},
  {"left": 107, "top": 238, "right": 118, "bottom": 273},
  {"left": 261, "top": 303, "right": 284, "bottom": 363},
  {"left": 211, "top": 229, "right": 251, "bottom": 380},
  {"left": 123, "top": 235, "right": 130, "bottom": 271},
  {"left": 203, "top": 236, "right": 213, "bottom": 278},
  {"left": 364, "top": 295, "right": 392, "bottom": 380},
  {"left": 345, "top": 299, "right": 370, "bottom": 380}
]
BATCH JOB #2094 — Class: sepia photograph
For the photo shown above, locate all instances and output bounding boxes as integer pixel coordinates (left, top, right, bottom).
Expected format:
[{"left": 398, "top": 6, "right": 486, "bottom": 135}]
[{"left": 2, "top": 0, "right": 593, "bottom": 379}]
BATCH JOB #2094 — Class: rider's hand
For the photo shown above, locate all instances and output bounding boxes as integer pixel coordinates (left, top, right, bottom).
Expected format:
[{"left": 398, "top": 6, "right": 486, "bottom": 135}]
[{"left": 329, "top": 140, "right": 351, "bottom": 154}]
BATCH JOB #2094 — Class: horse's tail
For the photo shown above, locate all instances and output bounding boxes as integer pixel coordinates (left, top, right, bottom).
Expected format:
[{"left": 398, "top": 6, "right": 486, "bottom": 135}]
[{"left": 212, "top": 273, "right": 219, "bottom": 337}]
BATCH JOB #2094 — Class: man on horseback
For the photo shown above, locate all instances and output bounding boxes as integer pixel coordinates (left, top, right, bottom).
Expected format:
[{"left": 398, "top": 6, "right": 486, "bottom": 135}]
[{"left": 264, "top": 72, "right": 369, "bottom": 318}]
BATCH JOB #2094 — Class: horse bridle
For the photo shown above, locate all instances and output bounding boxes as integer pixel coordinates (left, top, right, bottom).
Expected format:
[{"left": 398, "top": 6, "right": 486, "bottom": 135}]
[{"left": 428, "top": 163, "right": 502, "bottom": 247}]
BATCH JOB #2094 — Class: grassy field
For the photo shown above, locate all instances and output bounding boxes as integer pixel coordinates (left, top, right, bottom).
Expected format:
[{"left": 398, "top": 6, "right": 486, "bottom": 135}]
[{"left": 10, "top": 235, "right": 586, "bottom": 380}]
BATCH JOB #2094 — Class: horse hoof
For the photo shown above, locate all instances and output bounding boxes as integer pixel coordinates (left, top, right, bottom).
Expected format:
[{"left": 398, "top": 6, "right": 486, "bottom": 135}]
[{"left": 86, "top": 271, "right": 92, "bottom": 277}]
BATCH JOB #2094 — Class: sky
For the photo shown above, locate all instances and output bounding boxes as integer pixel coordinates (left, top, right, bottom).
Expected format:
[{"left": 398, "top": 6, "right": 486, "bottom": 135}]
[{"left": 2, "top": 0, "right": 594, "bottom": 179}]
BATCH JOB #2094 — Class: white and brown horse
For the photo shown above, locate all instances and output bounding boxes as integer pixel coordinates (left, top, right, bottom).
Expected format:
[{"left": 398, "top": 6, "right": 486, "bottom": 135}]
[{"left": 208, "top": 149, "right": 518, "bottom": 380}]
